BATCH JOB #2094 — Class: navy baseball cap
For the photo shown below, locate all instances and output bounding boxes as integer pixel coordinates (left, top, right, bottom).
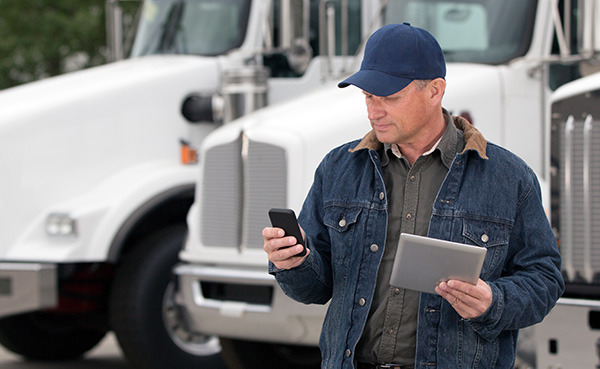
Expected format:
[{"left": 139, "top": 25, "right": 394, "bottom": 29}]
[{"left": 338, "top": 23, "right": 446, "bottom": 96}]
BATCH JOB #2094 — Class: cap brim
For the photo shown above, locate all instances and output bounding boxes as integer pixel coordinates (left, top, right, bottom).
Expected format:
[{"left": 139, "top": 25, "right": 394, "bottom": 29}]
[{"left": 338, "top": 69, "right": 413, "bottom": 96}]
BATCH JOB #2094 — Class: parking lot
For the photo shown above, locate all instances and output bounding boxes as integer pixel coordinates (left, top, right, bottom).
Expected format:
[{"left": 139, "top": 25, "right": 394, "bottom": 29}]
[{"left": 0, "top": 334, "right": 128, "bottom": 369}]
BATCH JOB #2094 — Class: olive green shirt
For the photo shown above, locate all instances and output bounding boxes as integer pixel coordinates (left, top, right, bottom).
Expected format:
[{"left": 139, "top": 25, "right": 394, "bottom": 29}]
[{"left": 355, "top": 111, "right": 465, "bottom": 366}]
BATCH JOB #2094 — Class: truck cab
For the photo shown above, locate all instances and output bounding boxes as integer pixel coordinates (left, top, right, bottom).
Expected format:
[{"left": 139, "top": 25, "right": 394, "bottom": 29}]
[
  {"left": 176, "top": 0, "right": 600, "bottom": 367},
  {"left": 0, "top": 0, "right": 359, "bottom": 368}
]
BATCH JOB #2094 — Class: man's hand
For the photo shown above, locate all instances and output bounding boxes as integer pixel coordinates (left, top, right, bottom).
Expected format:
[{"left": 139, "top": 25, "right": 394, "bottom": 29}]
[
  {"left": 435, "top": 279, "right": 492, "bottom": 319},
  {"left": 263, "top": 227, "right": 309, "bottom": 270}
]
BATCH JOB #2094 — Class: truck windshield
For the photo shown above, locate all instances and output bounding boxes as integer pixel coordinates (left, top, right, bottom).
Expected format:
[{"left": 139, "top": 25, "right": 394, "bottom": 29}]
[
  {"left": 384, "top": 0, "right": 537, "bottom": 65},
  {"left": 130, "top": 0, "right": 251, "bottom": 57}
]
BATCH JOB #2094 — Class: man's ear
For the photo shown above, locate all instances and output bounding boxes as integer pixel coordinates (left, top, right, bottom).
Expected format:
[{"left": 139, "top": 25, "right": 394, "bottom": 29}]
[{"left": 429, "top": 78, "right": 446, "bottom": 106}]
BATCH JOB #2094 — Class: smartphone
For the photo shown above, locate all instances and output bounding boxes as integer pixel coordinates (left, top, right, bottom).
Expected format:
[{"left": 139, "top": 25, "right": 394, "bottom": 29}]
[{"left": 268, "top": 208, "right": 307, "bottom": 257}]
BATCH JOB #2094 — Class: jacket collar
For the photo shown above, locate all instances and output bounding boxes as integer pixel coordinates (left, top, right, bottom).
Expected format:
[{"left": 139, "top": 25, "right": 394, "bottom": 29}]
[{"left": 349, "top": 114, "right": 488, "bottom": 160}]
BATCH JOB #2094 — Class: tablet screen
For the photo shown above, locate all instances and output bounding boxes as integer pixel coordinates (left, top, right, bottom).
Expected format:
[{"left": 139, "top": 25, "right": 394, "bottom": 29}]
[{"left": 389, "top": 233, "right": 487, "bottom": 294}]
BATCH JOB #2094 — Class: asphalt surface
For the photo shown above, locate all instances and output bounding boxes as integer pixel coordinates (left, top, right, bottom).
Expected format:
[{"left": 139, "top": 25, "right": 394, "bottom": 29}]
[{"left": 0, "top": 334, "right": 129, "bottom": 369}]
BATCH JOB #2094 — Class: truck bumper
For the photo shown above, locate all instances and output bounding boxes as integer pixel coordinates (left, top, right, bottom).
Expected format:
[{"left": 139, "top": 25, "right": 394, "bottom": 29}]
[
  {"left": 174, "top": 264, "right": 326, "bottom": 346},
  {"left": 0, "top": 263, "right": 58, "bottom": 318}
]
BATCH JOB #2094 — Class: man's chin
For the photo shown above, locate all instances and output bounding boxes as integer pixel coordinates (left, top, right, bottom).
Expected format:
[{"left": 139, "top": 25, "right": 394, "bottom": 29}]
[{"left": 373, "top": 130, "right": 397, "bottom": 145}]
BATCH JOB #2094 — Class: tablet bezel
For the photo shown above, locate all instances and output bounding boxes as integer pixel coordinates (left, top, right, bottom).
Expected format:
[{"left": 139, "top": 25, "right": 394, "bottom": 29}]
[{"left": 389, "top": 233, "right": 487, "bottom": 294}]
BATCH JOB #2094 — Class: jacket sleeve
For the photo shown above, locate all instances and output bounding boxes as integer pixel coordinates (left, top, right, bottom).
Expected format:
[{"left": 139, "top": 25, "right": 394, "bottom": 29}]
[
  {"left": 468, "top": 167, "right": 565, "bottom": 340},
  {"left": 268, "top": 157, "right": 334, "bottom": 305}
]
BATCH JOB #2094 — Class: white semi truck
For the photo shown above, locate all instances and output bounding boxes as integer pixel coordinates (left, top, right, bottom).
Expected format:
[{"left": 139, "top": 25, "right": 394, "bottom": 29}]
[
  {"left": 523, "top": 72, "right": 600, "bottom": 368},
  {"left": 175, "top": 0, "right": 600, "bottom": 368},
  {"left": 0, "top": 0, "right": 361, "bottom": 368}
]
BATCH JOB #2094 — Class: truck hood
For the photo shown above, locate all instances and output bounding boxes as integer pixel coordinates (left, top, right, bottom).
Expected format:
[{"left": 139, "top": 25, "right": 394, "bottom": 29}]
[
  {"left": 184, "top": 63, "right": 504, "bottom": 263},
  {"left": 0, "top": 55, "right": 219, "bottom": 121},
  {"left": 203, "top": 62, "right": 503, "bottom": 187},
  {"left": 0, "top": 55, "right": 220, "bottom": 256}
]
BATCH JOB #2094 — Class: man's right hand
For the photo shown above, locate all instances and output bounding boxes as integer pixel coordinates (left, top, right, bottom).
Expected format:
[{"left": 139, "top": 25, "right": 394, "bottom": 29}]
[{"left": 263, "top": 227, "right": 310, "bottom": 270}]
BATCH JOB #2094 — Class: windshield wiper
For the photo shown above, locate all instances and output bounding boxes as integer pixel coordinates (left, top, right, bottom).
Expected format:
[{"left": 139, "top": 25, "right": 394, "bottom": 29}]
[{"left": 158, "top": 0, "right": 185, "bottom": 53}]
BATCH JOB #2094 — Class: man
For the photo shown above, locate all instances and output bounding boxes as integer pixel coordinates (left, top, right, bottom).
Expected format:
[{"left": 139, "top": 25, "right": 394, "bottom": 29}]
[{"left": 263, "top": 23, "right": 564, "bottom": 369}]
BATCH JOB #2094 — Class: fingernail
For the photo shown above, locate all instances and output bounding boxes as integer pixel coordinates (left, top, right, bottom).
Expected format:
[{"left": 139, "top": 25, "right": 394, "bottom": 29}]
[{"left": 448, "top": 280, "right": 455, "bottom": 288}]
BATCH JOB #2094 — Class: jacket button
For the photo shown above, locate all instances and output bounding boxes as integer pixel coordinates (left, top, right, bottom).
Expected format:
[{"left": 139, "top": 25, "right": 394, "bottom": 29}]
[
  {"left": 345, "top": 349, "right": 352, "bottom": 357},
  {"left": 370, "top": 244, "right": 379, "bottom": 252},
  {"left": 379, "top": 192, "right": 385, "bottom": 200},
  {"left": 481, "top": 234, "right": 489, "bottom": 243},
  {"left": 339, "top": 219, "right": 346, "bottom": 227},
  {"left": 359, "top": 298, "right": 366, "bottom": 306}
]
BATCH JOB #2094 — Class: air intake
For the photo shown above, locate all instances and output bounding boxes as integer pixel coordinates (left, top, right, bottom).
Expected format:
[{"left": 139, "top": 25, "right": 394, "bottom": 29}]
[{"left": 200, "top": 135, "right": 287, "bottom": 250}]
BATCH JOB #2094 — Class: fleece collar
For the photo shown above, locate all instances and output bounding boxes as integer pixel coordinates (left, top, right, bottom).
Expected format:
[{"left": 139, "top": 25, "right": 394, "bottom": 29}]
[{"left": 349, "top": 114, "right": 488, "bottom": 160}]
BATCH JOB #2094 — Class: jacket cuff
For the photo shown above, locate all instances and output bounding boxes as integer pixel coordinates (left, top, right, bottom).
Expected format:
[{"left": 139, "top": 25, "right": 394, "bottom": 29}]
[{"left": 467, "top": 282, "right": 504, "bottom": 341}]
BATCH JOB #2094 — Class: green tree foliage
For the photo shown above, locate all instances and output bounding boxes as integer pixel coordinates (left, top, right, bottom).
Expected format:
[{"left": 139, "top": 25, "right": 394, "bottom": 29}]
[{"left": 0, "top": 0, "right": 109, "bottom": 89}]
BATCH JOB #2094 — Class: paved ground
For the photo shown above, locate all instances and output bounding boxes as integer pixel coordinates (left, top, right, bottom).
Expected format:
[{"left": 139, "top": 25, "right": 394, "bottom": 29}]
[{"left": 0, "top": 334, "right": 129, "bottom": 369}]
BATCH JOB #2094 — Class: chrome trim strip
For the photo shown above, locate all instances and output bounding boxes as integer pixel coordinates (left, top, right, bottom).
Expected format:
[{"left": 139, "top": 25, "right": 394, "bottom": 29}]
[
  {"left": 563, "top": 115, "right": 575, "bottom": 281},
  {"left": 583, "top": 114, "right": 593, "bottom": 282},
  {"left": 557, "top": 297, "right": 600, "bottom": 309}
]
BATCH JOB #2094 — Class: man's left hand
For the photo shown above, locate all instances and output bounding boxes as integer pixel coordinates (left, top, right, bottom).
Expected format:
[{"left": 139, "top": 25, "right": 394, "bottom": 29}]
[{"left": 435, "top": 279, "right": 492, "bottom": 319}]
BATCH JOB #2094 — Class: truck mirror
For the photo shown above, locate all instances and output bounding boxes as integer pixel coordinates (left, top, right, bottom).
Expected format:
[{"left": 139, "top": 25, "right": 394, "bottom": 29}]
[
  {"left": 579, "top": 0, "right": 598, "bottom": 56},
  {"left": 287, "top": 39, "right": 313, "bottom": 75},
  {"left": 588, "top": 0, "right": 600, "bottom": 53},
  {"left": 577, "top": 0, "right": 600, "bottom": 76},
  {"left": 280, "top": 0, "right": 312, "bottom": 74},
  {"left": 106, "top": 0, "right": 124, "bottom": 61}
]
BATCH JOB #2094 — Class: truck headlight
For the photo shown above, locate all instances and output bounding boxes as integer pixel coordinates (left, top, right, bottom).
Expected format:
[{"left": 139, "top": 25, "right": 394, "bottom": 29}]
[
  {"left": 45, "top": 213, "right": 77, "bottom": 237},
  {"left": 181, "top": 94, "right": 224, "bottom": 123}
]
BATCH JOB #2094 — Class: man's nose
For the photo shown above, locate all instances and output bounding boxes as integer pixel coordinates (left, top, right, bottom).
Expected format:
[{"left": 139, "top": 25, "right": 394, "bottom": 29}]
[{"left": 367, "top": 98, "right": 385, "bottom": 120}]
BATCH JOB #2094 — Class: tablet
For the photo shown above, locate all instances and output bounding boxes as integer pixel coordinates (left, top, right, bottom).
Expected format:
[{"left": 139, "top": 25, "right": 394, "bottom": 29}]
[{"left": 389, "top": 233, "right": 487, "bottom": 294}]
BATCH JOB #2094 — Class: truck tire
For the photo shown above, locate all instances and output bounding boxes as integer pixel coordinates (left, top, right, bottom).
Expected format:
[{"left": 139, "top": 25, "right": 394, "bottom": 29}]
[
  {"left": 0, "top": 312, "right": 106, "bottom": 360},
  {"left": 109, "top": 225, "right": 225, "bottom": 369},
  {"left": 221, "top": 338, "right": 321, "bottom": 369}
]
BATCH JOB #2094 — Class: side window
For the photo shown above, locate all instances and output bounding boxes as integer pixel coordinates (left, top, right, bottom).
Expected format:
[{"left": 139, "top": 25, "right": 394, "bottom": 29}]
[
  {"left": 405, "top": 2, "right": 489, "bottom": 51},
  {"left": 548, "top": 0, "right": 581, "bottom": 90},
  {"left": 384, "top": 0, "right": 537, "bottom": 65},
  {"left": 308, "top": 0, "right": 362, "bottom": 57},
  {"left": 265, "top": 0, "right": 361, "bottom": 78}
]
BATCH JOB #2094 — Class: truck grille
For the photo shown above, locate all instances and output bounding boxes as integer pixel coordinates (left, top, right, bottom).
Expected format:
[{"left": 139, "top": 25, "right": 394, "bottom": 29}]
[
  {"left": 200, "top": 134, "right": 287, "bottom": 250},
  {"left": 556, "top": 114, "right": 600, "bottom": 283}
]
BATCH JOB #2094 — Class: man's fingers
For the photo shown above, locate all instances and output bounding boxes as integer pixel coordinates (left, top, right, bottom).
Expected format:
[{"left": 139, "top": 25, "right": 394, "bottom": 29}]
[
  {"left": 270, "top": 245, "right": 305, "bottom": 261},
  {"left": 263, "top": 227, "right": 308, "bottom": 270},
  {"left": 263, "top": 226, "right": 284, "bottom": 240},
  {"left": 435, "top": 279, "right": 492, "bottom": 319},
  {"left": 263, "top": 227, "right": 295, "bottom": 250}
]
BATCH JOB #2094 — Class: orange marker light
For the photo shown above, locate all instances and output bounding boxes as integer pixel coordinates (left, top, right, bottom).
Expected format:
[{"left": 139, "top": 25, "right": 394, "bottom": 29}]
[{"left": 180, "top": 141, "right": 197, "bottom": 165}]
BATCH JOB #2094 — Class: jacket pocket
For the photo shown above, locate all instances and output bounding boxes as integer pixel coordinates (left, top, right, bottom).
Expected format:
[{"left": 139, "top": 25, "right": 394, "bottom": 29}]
[
  {"left": 323, "top": 205, "right": 362, "bottom": 266},
  {"left": 462, "top": 218, "right": 510, "bottom": 280}
]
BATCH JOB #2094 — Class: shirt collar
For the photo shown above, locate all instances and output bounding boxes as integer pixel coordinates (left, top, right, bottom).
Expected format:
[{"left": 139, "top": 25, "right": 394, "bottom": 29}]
[
  {"left": 380, "top": 110, "right": 464, "bottom": 168},
  {"left": 350, "top": 108, "right": 487, "bottom": 161}
]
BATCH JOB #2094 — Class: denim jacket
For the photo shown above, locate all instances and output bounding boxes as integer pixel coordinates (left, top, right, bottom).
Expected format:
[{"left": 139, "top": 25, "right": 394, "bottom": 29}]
[{"left": 270, "top": 116, "right": 564, "bottom": 369}]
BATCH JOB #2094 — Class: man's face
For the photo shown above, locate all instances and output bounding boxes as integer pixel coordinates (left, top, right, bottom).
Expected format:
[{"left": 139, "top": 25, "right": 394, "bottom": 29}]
[{"left": 364, "top": 81, "right": 436, "bottom": 146}]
